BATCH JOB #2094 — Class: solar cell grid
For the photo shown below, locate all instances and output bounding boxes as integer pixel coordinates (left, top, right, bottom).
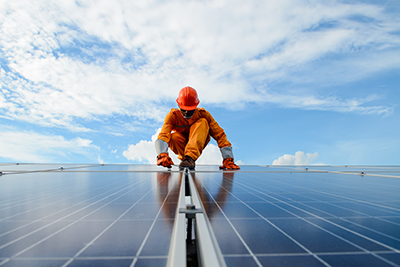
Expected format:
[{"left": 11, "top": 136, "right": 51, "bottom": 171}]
[
  {"left": 1, "top": 164, "right": 400, "bottom": 267},
  {"left": 0, "top": 169, "right": 181, "bottom": 267},
  {"left": 192, "top": 168, "right": 400, "bottom": 267}
]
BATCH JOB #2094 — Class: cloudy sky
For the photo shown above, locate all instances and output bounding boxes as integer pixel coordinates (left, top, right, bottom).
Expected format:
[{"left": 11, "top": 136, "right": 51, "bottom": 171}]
[{"left": 1, "top": 0, "right": 399, "bottom": 166}]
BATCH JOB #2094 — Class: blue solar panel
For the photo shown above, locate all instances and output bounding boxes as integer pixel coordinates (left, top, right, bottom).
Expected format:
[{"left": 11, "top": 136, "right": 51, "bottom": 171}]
[
  {"left": 0, "top": 164, "right": 399, "bottom": 266},
  {"left": 0, "top": 166, "right": 181, "bottom": 267},
  {"left": 192, "top": 166, "right": 400, "bottom": 267}
]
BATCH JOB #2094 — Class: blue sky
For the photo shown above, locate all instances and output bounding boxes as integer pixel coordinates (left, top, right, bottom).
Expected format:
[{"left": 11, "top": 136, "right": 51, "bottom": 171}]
[{"left": 1, "top": 0, "right": 399, "bottom": 165}]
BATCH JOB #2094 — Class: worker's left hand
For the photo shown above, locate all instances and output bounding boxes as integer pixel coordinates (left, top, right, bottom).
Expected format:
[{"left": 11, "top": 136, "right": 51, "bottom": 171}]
[{"left": 219, "top": 158, "right": 240, "bottom": 170}]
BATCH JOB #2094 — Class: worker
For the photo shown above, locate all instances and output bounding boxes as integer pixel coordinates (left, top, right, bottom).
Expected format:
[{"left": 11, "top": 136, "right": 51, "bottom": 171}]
[{"left": 155, "top": 86, "right": 240, "bottom": 170}]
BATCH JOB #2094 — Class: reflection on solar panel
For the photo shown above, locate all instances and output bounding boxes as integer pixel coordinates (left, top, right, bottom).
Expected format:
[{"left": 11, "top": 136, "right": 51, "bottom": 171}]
[{"left": 1, "top": 164, "right": 400, "bottom": 266}]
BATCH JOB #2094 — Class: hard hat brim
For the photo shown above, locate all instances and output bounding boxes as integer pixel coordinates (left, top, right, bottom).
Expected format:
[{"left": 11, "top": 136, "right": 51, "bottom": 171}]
[{"left": 177, "top": 103, "right": 198, "bottom": 110}]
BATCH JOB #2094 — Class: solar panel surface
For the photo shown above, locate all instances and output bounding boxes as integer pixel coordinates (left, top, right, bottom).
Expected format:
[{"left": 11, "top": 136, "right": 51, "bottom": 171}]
[
  {"left": 0, "top": 165, "right": 181, "bottom": 267},
  {"left": 0, "top": 164, "right": 400, "bottom": 267}
]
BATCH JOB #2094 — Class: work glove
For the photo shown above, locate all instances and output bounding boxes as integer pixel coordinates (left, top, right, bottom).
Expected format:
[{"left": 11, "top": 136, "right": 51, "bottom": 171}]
[
  {"left": 219, "top": 158, "right": 240, "bottom": 170},
  {"left": 157, "top": 153, "right": 174, "bottom": 168}
]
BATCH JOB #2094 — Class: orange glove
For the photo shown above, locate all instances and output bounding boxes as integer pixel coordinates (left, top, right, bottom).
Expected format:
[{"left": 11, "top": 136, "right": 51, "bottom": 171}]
[
  {"left": 219, "top": 158, "right": 240, "bottom": 170},
  {"left": 157, "top": 153, "right": 174, "bottom": 168}
]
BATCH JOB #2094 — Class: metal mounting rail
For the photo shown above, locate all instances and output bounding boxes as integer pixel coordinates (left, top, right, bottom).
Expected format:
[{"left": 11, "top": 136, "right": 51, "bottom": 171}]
[
  {"left": 166, "top": 170, "right": 187, "bottom": 267},
  {"left": 167, "top": 168, "right": 226, "bottom": 267}
]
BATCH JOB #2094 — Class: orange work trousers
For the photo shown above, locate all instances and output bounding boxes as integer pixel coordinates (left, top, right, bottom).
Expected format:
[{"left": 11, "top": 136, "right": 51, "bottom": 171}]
[{"left": 168, "top": 118, "right": 210, "bottom": 161}]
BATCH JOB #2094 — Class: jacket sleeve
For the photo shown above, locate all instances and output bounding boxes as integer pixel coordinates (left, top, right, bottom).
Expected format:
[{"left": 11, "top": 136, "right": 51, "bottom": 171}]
[
  {"left": 157, "top": 109, "right": 175, "bottom": 144},
  {"left": 202, "top": 109, "right": 232, "bottom": 149}
]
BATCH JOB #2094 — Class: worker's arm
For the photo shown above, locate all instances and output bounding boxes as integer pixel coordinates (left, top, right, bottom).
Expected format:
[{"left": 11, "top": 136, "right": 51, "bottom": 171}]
[
  {"left": 200, "top": 109, "right": 240, "bottom": 170},
  {"left": 157, "top": 109, "right": 176, "bottom": 144},
  {"left": 155, "top": 110, "right": 176, "bottom": 168},
  {"left": 199, "top": 109, "right": 231, "bottom": 148}
]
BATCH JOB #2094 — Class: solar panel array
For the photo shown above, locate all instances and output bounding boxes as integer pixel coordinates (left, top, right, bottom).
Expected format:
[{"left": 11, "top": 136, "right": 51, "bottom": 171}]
[{"left": 1, "top": 164, "right": 400, "bottom": 266}]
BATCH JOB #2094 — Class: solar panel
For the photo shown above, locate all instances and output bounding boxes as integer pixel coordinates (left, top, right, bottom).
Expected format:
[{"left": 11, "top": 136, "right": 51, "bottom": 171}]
[
  {"left": 193, "top": 166, "right": 400, "bottom": 267},
  {"left": 0, "top": 164, "right": 400, "bottom": 266},
  {"left": 0, "top": 165, "right": 181, "bottom": 267}
]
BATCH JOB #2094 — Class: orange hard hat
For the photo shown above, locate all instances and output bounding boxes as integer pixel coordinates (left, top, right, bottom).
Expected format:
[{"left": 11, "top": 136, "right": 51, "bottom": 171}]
[{"left": 176, "top": 86, "right": 200, "bottom": 110}]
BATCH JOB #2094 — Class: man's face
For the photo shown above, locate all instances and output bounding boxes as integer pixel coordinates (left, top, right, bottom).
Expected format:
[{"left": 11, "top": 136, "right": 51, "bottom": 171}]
[{"left": 180, "top": 108, "right": 195, "bottom": 119}]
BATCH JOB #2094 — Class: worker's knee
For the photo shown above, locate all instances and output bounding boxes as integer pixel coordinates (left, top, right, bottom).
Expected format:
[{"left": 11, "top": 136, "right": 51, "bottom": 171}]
[
  {"left": 169, "top": 132, "right": 187, "bottom": 160},
  {"left": 196, "top": 118, "right": 208, "bottom": 125},
  {"left": 191, "top": 118, "right": 209, "bottom": 131}
]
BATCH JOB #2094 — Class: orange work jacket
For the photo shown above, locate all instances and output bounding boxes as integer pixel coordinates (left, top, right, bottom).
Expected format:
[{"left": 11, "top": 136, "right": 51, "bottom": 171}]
[{"left": 157, "top": 108, "right": 232, "bottom": 148}]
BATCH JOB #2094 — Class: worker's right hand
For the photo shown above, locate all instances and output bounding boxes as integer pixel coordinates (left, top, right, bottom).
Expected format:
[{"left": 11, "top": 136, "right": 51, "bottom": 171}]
[{"left": 157, "top": 153, "right": 174, "bottom": 168}]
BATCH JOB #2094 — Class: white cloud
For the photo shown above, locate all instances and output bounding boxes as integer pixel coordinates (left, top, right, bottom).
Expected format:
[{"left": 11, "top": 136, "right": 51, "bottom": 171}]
[
  {"left": 123, "top": 128, "right": 163, "bottom": 164},
  {"left": 272, "top": 151, "right": 319, "bottom": 165},
  {"left": 197, "top": 143, "right": 223, "bottom": 165},
  {"left": 0, "top": 129, "right": 99, "bottom": 162},
  {"left": 123, "top": 128, "right": 224, "bottom": 165},
  {"left": 123, "top": 139, "right": 158, "bottom": 164},
  {"left": 259, "top": 92, "right": 394, "bottom": 115},
  {"left": 97, "top": 156, "right": 105, "bottom": 164},
  {"left": 236, "top": 160, "right": 244, "bottom": 165},
  {"left": 1, "top": 0, "right": 399, "bottom": 132}
]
